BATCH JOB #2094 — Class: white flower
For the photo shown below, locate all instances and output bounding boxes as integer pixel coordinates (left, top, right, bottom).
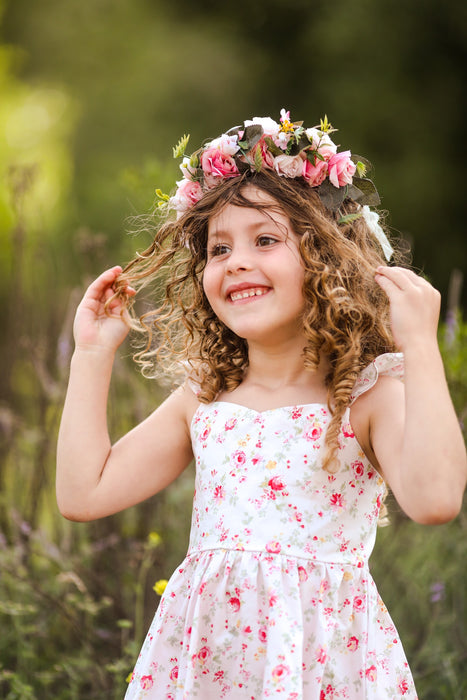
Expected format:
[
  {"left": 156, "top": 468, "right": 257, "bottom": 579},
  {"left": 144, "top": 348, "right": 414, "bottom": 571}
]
[
  {"left": 305, "top": 128, "right": 337, "bottom": 154},
  {"left": 244, "top": 116, "right": 280, "bottom": 137},
  {"left": 180, "top": 156, "right": 197, "bottom": 178},
  {"left": 207, "top": 133, "right": 239, "bottom": 156}
]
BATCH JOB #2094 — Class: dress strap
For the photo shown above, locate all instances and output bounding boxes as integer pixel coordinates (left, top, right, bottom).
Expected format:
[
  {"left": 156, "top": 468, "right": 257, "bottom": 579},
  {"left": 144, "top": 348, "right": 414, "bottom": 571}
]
[{"left": 350, "top": 352, "right": 404, "bottom": 405}]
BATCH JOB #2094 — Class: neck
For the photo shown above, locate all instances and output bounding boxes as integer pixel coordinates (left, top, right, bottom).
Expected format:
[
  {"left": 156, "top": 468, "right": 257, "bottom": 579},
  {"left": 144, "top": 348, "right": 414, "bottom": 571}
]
[{"left": 244, "top": 337, "right": 328, "bottom": 392}]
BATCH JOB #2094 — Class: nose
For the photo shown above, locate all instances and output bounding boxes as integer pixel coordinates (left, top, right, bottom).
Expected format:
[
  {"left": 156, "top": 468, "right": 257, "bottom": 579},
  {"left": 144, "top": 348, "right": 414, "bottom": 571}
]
[{"left": 225, "top": 243, "right": 252, "bottom": 274}]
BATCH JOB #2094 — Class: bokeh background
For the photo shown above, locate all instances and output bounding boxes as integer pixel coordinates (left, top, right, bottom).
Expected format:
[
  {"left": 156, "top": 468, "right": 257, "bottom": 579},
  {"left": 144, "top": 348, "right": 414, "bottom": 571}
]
[{"left": 0, "top": 0, "right": 466, "bottom": 698}]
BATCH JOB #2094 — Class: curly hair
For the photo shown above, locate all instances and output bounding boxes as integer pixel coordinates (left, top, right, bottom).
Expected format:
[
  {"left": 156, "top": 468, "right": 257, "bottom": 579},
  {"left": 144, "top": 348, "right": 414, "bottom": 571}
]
[{"left": 114, "top": 169, "right": 398, "bottom": 474}]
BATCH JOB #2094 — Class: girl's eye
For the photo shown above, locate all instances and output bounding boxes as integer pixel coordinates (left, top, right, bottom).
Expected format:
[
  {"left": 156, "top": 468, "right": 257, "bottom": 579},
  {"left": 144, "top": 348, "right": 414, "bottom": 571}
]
[
  {"left": 208, "top": 243, "right": 230, "bottom": 258},
  {"left": 257, "top": 235, "right": 278, "bottom": 247}
]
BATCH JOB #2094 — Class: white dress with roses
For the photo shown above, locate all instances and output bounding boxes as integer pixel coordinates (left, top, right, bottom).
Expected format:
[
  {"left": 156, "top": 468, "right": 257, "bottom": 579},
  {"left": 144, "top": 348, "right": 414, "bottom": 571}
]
[{"left": 125, "top": 353, "right": 417, "bottom": 699}]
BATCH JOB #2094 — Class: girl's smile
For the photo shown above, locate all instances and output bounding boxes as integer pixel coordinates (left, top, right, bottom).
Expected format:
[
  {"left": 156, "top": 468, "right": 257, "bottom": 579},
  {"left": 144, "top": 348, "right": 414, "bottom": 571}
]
[
  {"left": 203, "top": 186, "right": 306, "bottom": 344},
  {"left": 226, "top": 283, "right": 271, "bottom": 303}
]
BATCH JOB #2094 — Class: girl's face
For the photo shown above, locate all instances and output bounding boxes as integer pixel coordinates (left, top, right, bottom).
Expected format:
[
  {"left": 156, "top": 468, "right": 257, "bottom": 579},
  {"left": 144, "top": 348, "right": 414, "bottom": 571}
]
[{"left": 203, "top": 186, "right": 306, "bottom": 346}]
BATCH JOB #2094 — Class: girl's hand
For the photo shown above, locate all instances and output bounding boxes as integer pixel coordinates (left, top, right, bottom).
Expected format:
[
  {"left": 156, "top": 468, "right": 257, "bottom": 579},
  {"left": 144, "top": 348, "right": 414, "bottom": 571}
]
[
  {"left": 73, "top": 266, "right": 135, "bottom": 353},
  {"left": 374, "top": 266, "right": 441, "bottom": 351}
]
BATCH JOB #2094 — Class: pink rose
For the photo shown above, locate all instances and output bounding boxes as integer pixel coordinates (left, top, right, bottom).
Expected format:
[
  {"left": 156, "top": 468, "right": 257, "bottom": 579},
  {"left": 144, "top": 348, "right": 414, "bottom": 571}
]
[
  {"left": 352, "top": 460, "right": 365, "bottom": 478},
  {"left": 266, "top": 540, "right": 281, "bottom": 553},
  {"left": 304, "top": 424, "right": 323, "bottom": 441},
  {"left": 274, "top": 154, "right": 304, "bottom": 178},
  {"left": 298, "top": 566, "right": 308, "bottom": 581},
  {"left": 201, "top": 147, "right": 239, "bottom": 180},
  {"left": 316, "top": 646, "right": 327, "bottom": 664},
  {"left": 140, "top": 675, "right": 154, "bottom": 690},
  {"left": 347, "top": 635, "right": 359, "bottom": 651},
  {"left": 268, "top": 476, "right": 286, "bottom": 491},
  {"left": 169, "top": 666, "right": 179, "bottom": 681},
  {"left": 271, "top": 663, "right": 290, "bottom": 680},
  {"left": 328, "top": 150, "right": 356, "bottom": 187},
  {"left": 365, "top": 665, "right": 377, "bottom": 682},
  {"left": 302, "top": 157, "right": 328, "bottom": 187},
  {"left": 353, "top": 595, "right": 366, "bottom": 612},
  {"left": 171, "top": 179, "right": 203, "bottom": 211},
  {"left": 231, "top": 450, "right": 246, "bottom": 467},
  {"left": 258, "top": 627, "right": 267, "bottom": 643},
  {"left": 228, "top": 596, "right": 241, "bottom": 612},
  {"left": 197, "top": 645, "right": 212, "bottom": 664}
]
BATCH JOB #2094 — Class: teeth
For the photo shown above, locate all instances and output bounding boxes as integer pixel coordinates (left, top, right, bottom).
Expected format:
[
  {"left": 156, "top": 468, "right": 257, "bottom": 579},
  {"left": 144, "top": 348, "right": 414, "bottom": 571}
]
[{"left": 230, "top": 288, "right": 267, "bottom": 301}]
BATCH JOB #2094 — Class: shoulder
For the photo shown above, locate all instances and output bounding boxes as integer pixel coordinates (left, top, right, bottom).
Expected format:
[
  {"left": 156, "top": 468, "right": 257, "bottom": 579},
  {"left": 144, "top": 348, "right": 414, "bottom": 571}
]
[
  {"left": 162, "top": 381, "right": 201, "bottom": 431},
  {"left": 350, "top": 352, "right": 404, "bottom": 404},
  {"left": 349, "top": 354, "right": 405, "bottom": 471}
]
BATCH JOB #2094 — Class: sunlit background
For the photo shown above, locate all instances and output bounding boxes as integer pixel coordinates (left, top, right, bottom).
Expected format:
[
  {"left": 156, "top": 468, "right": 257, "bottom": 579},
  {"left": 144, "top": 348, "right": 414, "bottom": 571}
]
[{"left": 1, "top": 0, "right": 466, "bottom": 697}]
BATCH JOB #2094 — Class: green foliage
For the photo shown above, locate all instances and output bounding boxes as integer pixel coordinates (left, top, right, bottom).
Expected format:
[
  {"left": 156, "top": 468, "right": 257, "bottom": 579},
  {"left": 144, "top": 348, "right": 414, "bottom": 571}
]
[
  {"left": 172, "top": 134, "right": 190, "bottom": 160},
  {"left": 371, "top": 506, "right": 467, "bottom": 699},
  {"left": 0, "top": 510, "right": 143, "bottom": 698}
]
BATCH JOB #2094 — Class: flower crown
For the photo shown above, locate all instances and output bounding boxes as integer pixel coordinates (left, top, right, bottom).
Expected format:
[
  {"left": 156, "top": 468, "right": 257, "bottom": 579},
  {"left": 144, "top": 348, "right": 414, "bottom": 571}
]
[{"left": 157, "top": 110, "right": 393, "bottom": 259}]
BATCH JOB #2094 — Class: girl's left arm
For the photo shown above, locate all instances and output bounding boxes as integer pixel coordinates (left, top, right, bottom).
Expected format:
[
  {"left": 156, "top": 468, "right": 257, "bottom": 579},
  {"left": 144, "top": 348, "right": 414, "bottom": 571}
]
[{"left": 369, "top": 266, "right": 466, "bottom": 524}]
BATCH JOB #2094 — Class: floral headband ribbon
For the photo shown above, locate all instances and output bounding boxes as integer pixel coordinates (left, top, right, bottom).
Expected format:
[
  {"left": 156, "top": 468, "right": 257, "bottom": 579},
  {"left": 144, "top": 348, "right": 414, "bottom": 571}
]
[{"left": 157, "top": 109, "right": 393, "bottom": 260}]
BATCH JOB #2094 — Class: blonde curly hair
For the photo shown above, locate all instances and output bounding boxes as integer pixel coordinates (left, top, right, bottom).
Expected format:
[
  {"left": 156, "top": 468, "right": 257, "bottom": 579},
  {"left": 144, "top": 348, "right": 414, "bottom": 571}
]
[{"left": 115, "top": 169, "right": 397, "bottom": 474}]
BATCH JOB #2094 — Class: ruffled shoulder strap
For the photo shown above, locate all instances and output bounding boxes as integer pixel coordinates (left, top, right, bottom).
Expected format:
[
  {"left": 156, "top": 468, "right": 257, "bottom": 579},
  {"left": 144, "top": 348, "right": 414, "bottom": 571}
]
[{"left": 350, "top": 352, "right": 404, "bottom": 404}]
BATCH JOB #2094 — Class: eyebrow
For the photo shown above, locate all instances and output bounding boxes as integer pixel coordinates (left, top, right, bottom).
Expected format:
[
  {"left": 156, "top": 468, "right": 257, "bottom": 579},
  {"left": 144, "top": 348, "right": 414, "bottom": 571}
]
[{"left": 207, "top": 219, "right": 285, "bottom": 239}]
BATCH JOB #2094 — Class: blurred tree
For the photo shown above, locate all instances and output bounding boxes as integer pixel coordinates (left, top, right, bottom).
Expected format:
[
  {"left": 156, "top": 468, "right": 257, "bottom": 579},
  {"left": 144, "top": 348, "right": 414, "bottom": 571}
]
[{"left": 2, "top": 0, "right": 465, "bottom": 303}]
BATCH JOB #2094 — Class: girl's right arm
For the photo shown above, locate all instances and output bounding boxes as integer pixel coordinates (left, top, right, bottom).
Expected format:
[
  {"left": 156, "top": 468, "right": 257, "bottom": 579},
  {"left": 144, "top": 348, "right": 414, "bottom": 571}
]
[{"left": 56, "top": 267, "right": 196, "bottom": 522}]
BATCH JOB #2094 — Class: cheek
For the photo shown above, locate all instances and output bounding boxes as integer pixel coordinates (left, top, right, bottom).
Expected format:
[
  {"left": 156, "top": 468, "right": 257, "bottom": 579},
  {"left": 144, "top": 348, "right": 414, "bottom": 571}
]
[{"left": 201, "top": 266, "right": 219, "bottom": 309}]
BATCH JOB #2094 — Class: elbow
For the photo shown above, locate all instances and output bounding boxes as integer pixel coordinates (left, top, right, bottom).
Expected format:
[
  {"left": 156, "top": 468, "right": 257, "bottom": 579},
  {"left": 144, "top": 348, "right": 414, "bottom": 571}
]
[
  {"left": 59, "top": 508, "right": 93, "bottom": 523},
  {"left": 409, "top": 494, "right": 464, "bottom": 525},
  {"left": 56, "top": 493, "right": 95, "bottom": 523}
]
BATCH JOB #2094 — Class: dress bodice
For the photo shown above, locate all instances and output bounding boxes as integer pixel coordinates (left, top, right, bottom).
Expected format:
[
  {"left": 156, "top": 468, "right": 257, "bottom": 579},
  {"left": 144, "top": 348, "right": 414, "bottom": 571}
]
[{"left": 189, "top": 401, "right": 385, "bottom": 567}]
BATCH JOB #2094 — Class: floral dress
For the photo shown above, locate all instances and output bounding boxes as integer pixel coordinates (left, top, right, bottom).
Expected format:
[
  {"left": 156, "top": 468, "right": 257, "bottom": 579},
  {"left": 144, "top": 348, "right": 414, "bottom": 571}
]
[{"left": 125, "top": 353, "right": 417, "bottom": 699}]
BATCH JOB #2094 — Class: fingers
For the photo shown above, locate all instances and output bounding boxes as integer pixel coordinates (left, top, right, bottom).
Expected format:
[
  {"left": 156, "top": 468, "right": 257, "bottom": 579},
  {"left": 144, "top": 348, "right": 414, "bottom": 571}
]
[
  {"left": 375, "top": 266, "right": 427, "bottom": 291},
  {"left": 83, "top": 266, "right": 122, "bottom": 302},
  {"left": 84, "top": 266, "right": 136, "bottom": 305}
]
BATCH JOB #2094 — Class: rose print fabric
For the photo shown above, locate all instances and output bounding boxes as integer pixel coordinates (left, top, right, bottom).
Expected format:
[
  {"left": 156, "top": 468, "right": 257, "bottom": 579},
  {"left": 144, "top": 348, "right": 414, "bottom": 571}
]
[{"left": 125, "top": 353, "right": 417, "bottom": 699}]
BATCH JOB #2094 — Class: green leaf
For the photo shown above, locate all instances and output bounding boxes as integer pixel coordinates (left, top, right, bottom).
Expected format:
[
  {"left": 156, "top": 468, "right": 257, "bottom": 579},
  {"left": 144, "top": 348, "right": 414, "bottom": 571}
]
[
  {"left": 355, "top": 161, "right": 366, "bottom": 178},
  {"left": 351, "top": 154, "right": 373, "bottom": 176},
  {"left": 347, "top": 178, "right": 381, "bottom": 206},
  {"left": 305, "top": 150, "right": 324, "bottom": 165},
  {"left": 172, "top": 134, "right": 190, "bottom": 159},
  {"left": 316, "top": 179, "right": 347, "bottom": 210},
  {"left": 254, "top": 146, "right": 263, "bottom": 172},
  {"left": 190, "top": 152, "right": 200, "bottom": 169},
  {"left": 296, "top": 133, "right": 312, "bottom": 152},
  {"left": 264, "top": 136, "right": 283, "bottom": 157},
  {"left": 338, "top": 212, "right": 363, "bottom": 225},
  {"left": 242, "top": 124, "right": 263, "bottom": 151}
]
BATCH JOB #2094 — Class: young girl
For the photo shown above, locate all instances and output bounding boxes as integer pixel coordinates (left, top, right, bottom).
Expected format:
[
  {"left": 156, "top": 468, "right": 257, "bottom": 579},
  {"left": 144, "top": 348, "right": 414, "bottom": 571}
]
[{"left": 56, "top": 111, "right": 466, "bottom": 699}]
